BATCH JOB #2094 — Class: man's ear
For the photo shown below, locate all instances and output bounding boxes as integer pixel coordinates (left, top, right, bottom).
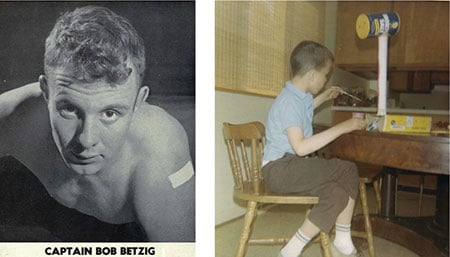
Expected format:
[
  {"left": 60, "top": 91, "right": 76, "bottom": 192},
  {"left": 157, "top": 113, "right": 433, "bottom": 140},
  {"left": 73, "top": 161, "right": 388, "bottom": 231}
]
[
  {"left": 39, "top": 75, "right": 49, "bottom": 102},
  {"left": 134, "top": 85, "right": 150, "bottom": 111}
]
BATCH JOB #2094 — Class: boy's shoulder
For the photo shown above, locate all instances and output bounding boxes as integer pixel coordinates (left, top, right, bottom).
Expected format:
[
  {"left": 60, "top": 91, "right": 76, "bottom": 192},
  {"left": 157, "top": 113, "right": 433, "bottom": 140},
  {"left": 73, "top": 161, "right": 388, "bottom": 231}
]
[{"left": 272, "top": 88, "right": 304, "bottom": 111}]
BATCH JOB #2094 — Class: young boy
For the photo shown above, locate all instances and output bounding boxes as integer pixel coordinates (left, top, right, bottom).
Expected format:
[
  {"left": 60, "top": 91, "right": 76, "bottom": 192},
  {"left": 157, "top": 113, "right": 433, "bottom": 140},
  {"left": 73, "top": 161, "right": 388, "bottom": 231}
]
[
  {"left": 262, "top": 41, "right": 366, "bottom": 257},
  {"left": 0, "top": 6, "right": 194, "bottom": 241}
]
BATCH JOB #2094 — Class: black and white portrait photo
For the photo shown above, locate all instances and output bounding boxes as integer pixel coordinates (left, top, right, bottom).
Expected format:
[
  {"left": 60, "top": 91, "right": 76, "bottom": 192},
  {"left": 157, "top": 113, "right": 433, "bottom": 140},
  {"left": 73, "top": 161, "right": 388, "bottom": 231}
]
[{"left": 0, "top": 1, "right": 195, "bottom": 245}]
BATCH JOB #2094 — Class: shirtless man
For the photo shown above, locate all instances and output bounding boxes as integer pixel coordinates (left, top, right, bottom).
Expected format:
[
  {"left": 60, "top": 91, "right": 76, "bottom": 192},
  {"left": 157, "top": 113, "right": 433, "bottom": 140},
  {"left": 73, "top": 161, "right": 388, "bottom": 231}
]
[{"left": 0, "top": 6, "right": 194, "bottom": 242}]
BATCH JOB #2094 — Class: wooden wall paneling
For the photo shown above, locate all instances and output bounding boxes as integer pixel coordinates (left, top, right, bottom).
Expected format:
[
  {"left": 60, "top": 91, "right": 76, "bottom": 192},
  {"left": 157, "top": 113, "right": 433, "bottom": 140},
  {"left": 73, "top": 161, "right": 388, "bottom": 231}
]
[
  {"left": 335, "top": 1, "right": 393, "bottom": 70},
  {"left": 391, "top": 1, "right": 449, "bottom": 70}
]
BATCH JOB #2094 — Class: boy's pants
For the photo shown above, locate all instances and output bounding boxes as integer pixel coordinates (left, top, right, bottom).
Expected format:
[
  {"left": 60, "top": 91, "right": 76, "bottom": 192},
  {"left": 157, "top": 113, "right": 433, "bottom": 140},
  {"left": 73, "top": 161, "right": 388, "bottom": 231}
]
[{"left": 262, "top": 153, "right": 359, "bottom": 233}]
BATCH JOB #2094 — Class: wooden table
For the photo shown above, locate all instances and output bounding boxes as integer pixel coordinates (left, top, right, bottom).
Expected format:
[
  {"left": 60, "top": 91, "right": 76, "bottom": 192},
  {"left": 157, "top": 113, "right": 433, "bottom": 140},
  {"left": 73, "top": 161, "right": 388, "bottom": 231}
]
[{"left": 328, "top": 130, "right": 449, "bottom": 257}]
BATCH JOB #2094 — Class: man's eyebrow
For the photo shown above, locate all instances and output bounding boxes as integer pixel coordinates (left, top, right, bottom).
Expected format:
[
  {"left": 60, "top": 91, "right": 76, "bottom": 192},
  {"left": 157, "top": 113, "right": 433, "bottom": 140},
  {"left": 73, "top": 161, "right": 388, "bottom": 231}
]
[
  {"left": 101, "top": 104, "right": 131, "bottom": 111},
  {"left": 54, "top": 98, "right": 82, "bottom": 110}
]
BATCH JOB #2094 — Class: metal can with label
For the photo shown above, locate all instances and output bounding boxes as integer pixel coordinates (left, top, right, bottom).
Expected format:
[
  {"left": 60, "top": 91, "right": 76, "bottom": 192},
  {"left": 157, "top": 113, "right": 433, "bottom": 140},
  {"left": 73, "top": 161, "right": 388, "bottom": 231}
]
[{"left": 356, "top": 12, "right": 400, "bottom": 39}]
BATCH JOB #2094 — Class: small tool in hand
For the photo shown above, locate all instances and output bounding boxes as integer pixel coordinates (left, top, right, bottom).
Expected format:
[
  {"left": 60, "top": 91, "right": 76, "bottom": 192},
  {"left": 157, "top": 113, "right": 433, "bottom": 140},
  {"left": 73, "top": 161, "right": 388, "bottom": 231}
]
[{"left": 340, "top": 89, "right": 363, "bottom": 102}]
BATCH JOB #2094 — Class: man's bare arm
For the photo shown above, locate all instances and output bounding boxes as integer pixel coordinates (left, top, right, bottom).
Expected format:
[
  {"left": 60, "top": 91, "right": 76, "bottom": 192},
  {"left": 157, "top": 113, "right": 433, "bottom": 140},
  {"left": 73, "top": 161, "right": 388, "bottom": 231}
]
[
  {"left": 134, "top": 160, "right": 194, "bottom": 241},
  {"left": 0, "top": 82, "right": 42, "bottom": 156},
  {"left": 132, "top": 113, "right": 194, "bottom": 242},
  {"left": 0, "top": 82, "right": 41, "bottom": 119}
]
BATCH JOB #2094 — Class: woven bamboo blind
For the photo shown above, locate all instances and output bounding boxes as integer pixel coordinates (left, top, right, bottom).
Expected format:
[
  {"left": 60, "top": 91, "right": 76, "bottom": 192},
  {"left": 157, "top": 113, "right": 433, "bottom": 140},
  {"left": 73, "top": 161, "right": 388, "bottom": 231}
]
[{"left": 216, "top": 1, "right": 326, "bottom": 97}]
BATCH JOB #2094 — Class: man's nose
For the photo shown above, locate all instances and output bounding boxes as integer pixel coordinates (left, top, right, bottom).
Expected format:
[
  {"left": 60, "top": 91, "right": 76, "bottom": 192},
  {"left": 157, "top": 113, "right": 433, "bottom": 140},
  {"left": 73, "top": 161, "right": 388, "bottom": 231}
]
[{"left": 78, "top": 116, "right": 99, "bottom": 148}]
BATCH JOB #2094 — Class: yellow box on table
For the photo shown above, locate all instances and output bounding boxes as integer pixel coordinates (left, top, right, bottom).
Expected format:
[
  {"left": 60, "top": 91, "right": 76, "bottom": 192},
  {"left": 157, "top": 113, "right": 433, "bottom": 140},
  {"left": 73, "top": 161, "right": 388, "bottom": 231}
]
[{"left": 380, "top": 114, "right": 431, "bottom": 133}]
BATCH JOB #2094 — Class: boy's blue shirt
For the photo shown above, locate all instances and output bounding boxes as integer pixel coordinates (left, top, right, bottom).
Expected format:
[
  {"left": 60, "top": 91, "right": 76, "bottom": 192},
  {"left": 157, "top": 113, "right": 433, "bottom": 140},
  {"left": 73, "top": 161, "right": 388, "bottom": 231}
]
[{"left": 263, "top": 81, "right": 313, "bottom": 162}]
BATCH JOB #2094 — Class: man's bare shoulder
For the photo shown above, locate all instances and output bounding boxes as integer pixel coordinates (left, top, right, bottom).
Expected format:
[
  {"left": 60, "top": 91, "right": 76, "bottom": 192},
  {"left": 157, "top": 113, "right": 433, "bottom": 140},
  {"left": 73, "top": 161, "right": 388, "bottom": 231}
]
[
  {"left": 129, "top": 103, "right": 194, "bottom": 241},
  {"left": 130, "top": 103, "right": 191, "bottom": 176}
]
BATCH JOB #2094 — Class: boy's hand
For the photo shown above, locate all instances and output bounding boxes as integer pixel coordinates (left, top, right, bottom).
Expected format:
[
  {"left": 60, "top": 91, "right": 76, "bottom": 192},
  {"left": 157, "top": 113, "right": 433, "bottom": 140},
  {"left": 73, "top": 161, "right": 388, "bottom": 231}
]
[
  {"left": 339, "top": 117, "right": 366, "bottom": 133},
  {"left": 313, "top": 86, "right": 341, "bottom": 109},
  {"left": 322, "top": 86, "right": 341, "bottom": 101}
]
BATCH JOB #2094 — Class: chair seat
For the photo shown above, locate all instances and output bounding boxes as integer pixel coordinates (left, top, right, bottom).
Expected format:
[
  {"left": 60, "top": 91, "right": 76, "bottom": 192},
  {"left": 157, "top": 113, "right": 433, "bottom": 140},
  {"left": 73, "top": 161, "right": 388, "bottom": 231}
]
[
  {"left": 356, "top": 162, "right": 383, "bottom": 184},
  {"left": 223, "top": 122, "right": 335, "bottom": 257},
  {"left": 234, "top": 181, "right": 319, "bottom": 204}
]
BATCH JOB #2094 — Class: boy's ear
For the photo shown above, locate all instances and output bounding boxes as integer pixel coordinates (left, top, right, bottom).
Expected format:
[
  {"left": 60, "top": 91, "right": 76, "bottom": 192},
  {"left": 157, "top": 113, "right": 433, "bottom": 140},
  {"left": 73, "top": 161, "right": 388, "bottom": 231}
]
[
  {"left": 39, "top": 75, "right": 49, "bottom": 102},
  {"left": 134, "top": 85, "right": 150, "bottom": 111},
  {"left": 306, "top": 69, "right": 316, "bottom": 83}
]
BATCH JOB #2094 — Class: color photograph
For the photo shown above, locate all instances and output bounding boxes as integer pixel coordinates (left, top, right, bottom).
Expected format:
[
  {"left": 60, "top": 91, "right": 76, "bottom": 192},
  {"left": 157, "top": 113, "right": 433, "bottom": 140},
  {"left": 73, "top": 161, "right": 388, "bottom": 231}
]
[{"left": 215, "top": 1, "right": 449, "bottom": 257}]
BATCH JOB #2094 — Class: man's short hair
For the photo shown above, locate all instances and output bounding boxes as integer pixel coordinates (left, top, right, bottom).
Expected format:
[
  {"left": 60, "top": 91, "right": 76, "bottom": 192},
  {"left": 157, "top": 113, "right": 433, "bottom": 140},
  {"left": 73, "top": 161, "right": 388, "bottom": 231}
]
[
  {"left": 44, "top": 5, "right": 146, "bottom": 85},
  {"left": 290, "top": 40, "right": 334, "bottom": 77}
]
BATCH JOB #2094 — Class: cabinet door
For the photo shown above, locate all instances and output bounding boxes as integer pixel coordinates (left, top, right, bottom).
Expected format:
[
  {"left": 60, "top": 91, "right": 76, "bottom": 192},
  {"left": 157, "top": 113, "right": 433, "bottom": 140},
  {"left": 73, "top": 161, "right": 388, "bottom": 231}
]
[
  {"left": 335, "top": 1, "right": 393, "bottom": 70},
  {"left": 390, "top": 1, "right": 449, "bottom": 70},
  {"left": 336, "top": 1, "right": 449, "bottom": 73}
]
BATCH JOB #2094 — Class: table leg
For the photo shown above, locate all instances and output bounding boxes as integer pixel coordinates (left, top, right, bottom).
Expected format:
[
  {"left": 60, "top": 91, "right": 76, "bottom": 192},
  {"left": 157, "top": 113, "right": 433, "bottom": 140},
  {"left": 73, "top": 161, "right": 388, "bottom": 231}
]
[
  {"left": 380, "top": 167, "right": 396, "bottom": 218},
  {"left": 428, "top": 175, "right": 449, "bottom": 252},
  {"left": 358, "top": 168, "right": 449, "bottom": 256},
  {"left": 434, "top": 175, "right": 449, "bottom": 230}
]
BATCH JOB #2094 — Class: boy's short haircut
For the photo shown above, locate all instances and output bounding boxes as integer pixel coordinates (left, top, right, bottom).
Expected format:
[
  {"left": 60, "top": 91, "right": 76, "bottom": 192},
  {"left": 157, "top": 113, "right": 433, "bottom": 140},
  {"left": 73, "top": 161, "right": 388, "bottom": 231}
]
[
  {"left": 290, "top": 40, "right": 334, "bottom": 77},
  {"left": 44, "top": 5, "right": 146, "bottom": 86}
]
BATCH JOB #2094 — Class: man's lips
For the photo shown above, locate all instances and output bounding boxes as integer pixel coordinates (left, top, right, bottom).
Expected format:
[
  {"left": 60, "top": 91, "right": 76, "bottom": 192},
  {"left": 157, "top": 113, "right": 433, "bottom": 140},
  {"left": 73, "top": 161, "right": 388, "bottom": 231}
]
[{"left": 67, "top": 151, "right": 101, "bottom": 164}]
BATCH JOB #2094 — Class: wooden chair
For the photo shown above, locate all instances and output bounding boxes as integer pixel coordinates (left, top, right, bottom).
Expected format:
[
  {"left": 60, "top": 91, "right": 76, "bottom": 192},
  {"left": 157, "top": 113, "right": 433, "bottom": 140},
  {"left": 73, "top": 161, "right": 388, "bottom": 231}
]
[
  {"left": 356, "top": 165, "right": 428, "bottom": 257},
  {"left": 223, "top": 121, "right": 332, "bottom": 257},
  {"left": 354, "top": 162, "right": 383, "bottom": 257},
  {"left": 318, "top": 145, "right": 381, "bottom": 257},
  {"left": 394, "top": 170, "right": 426, "bottom": 216}
]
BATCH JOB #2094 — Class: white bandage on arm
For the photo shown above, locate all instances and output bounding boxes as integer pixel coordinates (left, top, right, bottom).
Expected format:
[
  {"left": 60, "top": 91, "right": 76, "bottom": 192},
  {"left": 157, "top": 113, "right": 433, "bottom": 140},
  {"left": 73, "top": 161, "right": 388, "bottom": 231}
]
[{"left": 168, "top": 161, "right": 194, "bottom": 188}]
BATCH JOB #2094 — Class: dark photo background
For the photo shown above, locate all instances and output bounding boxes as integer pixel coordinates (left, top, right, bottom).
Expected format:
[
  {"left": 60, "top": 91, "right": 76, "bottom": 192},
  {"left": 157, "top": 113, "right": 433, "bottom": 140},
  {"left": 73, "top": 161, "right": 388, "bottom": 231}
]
[
  {"left": 0, "top": 1, "right": 195, "bottom": 95},
  {"left": 0, "top": 2, "right": 195, "bottom": 241},
  {"left": 0, "top": 1, "right": 195, "bottom": 165}
]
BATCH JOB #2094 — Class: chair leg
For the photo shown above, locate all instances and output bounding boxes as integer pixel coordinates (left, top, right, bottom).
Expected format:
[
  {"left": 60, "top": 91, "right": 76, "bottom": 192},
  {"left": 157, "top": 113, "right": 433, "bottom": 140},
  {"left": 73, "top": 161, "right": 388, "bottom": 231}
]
[
  {"left": 236, "top": 201, "right": 258, "bottom": 257},
  {"left": 418, "top": 175, "right": 424, "bottom": 216},
  {"left": 394, "top": 177, "right": 398, "bottom": 215},
  {"left": 373, "top": 179, "right": 382, "bottom": 214},
  {"left": 320, "top": 232, "right": 332, "bottom": 257},
  {"left": 359, "top": 182, "right": 376, "bottom": 257}
]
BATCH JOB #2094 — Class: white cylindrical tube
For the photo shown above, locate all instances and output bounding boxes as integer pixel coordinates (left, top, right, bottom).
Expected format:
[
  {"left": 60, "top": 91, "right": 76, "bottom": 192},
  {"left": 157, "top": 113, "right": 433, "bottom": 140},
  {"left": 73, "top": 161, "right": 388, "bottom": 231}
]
[{"left": 377, "top": 34, "right": 388, "bottom": 116}]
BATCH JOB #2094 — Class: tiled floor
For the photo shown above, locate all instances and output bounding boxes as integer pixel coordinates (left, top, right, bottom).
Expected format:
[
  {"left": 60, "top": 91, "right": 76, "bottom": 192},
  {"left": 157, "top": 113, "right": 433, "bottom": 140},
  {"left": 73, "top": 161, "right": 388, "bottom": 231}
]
[{"left": 216, "top": 186, "right": 437, "bottom": 257}]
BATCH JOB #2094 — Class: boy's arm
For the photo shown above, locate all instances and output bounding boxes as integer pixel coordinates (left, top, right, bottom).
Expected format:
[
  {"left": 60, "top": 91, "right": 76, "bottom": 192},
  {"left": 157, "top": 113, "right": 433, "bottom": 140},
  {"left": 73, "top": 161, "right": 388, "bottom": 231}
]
[
  {"left": 132, "top": 119, "right": 195, "bottom": 242},
  {"left": 287, "top": 118, "right": 366, "bottom": 156},
  {"left": 313, "top": 86, "right": 341, "bottom": 109}
]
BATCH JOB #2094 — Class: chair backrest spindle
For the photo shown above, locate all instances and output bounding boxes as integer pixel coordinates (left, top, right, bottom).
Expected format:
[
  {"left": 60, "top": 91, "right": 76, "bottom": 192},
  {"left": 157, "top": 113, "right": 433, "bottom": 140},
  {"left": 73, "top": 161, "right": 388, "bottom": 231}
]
[
  {"left": 250, "top": 138, "right": 261, "bottom": 194},
  {"left": 240, "top": 141, "right": 252, "bottom": 181},
  {"left": 223, "top": 122, "right": 265, "bottom": 195},
  {"left": 225, "top": 136, "right": 244, "bottom": 190}
]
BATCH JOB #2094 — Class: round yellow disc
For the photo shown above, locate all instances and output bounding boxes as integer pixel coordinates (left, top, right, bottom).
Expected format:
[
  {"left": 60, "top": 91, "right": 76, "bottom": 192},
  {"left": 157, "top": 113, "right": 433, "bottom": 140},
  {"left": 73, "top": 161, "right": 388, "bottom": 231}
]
[{"left": 356, "top": 14, "right": 370, "bottom": 39}]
